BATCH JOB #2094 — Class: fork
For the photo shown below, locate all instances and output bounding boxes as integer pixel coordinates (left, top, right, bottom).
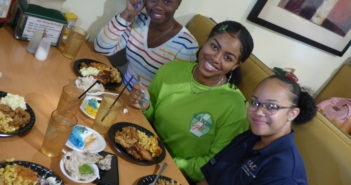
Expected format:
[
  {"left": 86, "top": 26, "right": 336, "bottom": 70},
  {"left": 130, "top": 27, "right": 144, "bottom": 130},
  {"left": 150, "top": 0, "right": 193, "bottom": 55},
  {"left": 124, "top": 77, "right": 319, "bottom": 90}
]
[{"left": 150, "top": 162, "right": 168, "bottom": 185}]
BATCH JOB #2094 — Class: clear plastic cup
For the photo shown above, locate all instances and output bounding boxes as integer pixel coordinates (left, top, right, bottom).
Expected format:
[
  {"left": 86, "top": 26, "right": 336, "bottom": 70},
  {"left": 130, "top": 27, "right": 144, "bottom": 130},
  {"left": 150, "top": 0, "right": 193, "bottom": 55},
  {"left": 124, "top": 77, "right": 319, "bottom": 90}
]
[
  {"left": 62, "top": 26, "right": 87, "bottom": 59},
  {"left": 93, "top": 94, "right": 121, "bottom": 135},
  {"left": 40, "top": 110, "right": 77, "bottom": 157}
]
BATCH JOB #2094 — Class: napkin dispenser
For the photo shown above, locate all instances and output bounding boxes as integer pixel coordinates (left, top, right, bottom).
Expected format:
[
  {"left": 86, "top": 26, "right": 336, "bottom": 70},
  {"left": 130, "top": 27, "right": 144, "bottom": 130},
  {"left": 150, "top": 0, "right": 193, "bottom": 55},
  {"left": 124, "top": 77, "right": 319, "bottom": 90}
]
[{"left": 12, "top": 0, "right": 67, "bottom": 46}]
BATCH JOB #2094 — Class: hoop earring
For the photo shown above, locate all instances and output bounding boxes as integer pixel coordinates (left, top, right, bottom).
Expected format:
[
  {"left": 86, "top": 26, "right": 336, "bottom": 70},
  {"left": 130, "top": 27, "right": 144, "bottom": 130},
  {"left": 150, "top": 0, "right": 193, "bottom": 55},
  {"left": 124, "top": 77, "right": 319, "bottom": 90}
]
[{"left": 227, "top": 70, "right": 233, "bottom": 83}]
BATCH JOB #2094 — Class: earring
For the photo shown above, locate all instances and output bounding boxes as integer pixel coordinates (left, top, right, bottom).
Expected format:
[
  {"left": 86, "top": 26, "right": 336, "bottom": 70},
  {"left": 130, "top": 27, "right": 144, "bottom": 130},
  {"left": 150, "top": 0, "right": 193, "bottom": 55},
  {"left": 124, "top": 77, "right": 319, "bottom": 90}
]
[
  {"left": 227, "top": 71, "right": 233, "bottom": 83},
  {"left": 288, "top": 118, "right": 293, "bottom": 121}
]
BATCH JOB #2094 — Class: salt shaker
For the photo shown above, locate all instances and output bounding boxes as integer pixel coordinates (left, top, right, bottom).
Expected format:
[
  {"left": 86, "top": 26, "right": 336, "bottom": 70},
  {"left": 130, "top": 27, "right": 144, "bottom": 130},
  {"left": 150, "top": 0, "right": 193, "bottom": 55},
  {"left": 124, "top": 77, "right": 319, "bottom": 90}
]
[
  {"left": 35, "top": 37, "right": 51, "bottom": 61},
  {"left": 27, "top": 31, "right": 43, "bottom": 54}
]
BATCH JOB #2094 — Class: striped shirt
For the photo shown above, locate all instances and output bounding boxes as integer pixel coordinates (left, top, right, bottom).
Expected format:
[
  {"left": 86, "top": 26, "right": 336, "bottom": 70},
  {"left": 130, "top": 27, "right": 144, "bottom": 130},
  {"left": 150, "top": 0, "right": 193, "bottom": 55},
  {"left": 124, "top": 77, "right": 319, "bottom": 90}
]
[{"left": 94, "top": 13, "right": 199, "bottom": 90}]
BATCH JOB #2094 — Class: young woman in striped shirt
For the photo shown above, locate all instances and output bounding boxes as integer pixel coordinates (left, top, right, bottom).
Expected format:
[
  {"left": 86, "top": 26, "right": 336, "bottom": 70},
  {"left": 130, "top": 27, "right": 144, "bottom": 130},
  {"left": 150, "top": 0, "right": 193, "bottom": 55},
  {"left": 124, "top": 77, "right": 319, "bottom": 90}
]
[{"left": 94, "top": 0, "right": 199, "bottom": 89}]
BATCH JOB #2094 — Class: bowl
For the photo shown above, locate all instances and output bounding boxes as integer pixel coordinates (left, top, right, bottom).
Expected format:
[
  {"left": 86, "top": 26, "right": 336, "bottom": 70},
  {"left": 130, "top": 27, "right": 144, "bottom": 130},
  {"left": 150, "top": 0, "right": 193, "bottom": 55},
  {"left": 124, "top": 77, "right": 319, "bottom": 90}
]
[{"left": 59, "top": 159, "right": 99, "bottom": 184}]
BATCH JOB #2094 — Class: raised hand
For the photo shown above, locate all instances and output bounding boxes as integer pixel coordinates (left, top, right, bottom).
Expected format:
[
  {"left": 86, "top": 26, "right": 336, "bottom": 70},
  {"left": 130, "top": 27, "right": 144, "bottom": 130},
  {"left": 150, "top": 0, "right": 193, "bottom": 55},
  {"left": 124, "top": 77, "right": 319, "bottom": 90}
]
[{"left": 121, "top": 0, "right": 144, "bottom": 22}]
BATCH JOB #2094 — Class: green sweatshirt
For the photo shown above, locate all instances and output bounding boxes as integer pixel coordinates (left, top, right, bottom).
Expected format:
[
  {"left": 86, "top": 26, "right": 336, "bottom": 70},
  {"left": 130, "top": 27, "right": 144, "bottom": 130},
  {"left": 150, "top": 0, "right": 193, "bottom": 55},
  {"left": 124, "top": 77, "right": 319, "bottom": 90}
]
[{"left": 144, "top": 61, "right": 249, "bottom": 181}]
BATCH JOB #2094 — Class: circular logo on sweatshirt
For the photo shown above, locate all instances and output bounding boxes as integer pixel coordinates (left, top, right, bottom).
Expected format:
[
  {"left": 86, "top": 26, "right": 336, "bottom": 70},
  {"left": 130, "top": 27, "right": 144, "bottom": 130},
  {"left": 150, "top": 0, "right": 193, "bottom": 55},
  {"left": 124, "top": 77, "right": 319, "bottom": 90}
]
[{"left": 190, "top": 112, "right": 213, "bottom": 137}]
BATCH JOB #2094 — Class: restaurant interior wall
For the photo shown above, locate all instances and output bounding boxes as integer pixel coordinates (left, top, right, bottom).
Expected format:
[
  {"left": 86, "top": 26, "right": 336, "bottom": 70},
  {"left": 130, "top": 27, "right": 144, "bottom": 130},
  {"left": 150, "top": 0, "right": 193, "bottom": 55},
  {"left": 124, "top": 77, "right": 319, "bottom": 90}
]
[{"left": 29, "top": 0, "right": 351, "bottom": 95}]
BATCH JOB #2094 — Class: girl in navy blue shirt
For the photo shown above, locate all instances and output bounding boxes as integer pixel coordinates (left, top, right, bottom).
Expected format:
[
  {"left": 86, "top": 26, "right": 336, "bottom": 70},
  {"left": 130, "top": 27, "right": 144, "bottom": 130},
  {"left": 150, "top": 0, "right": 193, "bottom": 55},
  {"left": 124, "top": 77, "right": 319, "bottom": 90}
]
[{"left": 200, "top": 75, "right": 317, "bottom": 185}]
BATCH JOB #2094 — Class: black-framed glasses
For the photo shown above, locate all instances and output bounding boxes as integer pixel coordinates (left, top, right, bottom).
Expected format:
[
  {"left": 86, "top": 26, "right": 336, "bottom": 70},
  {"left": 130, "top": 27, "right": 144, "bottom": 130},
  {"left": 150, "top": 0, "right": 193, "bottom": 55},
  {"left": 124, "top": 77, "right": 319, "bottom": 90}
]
[{"left": 247, "top": 100, "right": 295, "bottom": 115}]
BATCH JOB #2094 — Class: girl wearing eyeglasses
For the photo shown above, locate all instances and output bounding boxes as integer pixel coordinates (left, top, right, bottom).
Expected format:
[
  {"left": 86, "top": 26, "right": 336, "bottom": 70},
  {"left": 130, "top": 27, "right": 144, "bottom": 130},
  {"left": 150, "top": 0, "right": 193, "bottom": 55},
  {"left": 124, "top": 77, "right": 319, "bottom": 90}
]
[{"left": 199, "top": 75, "right": 317, "bottom": 185}]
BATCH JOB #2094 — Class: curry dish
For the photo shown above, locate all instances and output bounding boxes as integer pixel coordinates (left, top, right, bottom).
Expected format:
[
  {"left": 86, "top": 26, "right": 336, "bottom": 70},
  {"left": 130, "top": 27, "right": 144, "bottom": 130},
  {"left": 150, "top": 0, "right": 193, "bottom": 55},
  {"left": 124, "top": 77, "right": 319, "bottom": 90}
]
[{"left": 0, "top": 104, "right": 30, "bottom": 133}]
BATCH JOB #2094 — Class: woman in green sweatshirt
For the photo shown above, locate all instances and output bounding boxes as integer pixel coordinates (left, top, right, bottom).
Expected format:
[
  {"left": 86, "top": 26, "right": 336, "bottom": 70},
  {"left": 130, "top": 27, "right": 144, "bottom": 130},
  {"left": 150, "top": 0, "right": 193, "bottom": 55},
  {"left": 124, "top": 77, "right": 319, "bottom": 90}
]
[{"left": 129, "top": 20, "right": 254, "bottom": 182}]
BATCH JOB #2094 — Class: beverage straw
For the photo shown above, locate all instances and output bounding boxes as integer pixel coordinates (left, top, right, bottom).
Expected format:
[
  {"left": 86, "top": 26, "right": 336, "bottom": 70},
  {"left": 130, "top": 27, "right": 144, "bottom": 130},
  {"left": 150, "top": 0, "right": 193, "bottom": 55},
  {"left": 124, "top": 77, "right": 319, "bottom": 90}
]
[
  {"left": 58, "top": 81, "right": 98, "bottom": 116},
  {"left": 101, "top": 76, "right": 134, "bottom": 122},
  {"left": 78, "top": 80, "right": 98, "bottom": 99}
]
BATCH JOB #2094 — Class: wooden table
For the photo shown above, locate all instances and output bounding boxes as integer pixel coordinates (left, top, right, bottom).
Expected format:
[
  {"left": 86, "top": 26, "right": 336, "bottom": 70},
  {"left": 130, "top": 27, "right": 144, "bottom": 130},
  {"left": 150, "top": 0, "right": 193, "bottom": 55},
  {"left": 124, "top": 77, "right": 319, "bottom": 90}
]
[{"left": 0, "top": 26, "right": 189, "bottom": 185}]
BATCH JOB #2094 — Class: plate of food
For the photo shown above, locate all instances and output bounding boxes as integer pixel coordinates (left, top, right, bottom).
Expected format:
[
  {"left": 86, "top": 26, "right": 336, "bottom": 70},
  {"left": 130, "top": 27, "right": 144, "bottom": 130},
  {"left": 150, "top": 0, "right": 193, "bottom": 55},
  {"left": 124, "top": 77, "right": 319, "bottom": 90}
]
[
  {"left": 0, "top": 160, "right": 63, "bottom": 184},
  {"left": 66, "top": 125, "right": 106, "bottom": 153},
  {"left": 73, "top": 58, "right": 123, "bottom": 90},
  {"left": 0, "top": 91, "right": 36, "bottom": 137},
  {"left": 137, "top": 175, "right": 181, "bottom": 185},
  {"left": 79, "top": 92, "right": 120, "bottom": 119},
  {"left": 80, "top": 95, "right": 102, "bottom": 119},
  {"left": 108, "top": 122, "right": 166, "bottom": 165}
]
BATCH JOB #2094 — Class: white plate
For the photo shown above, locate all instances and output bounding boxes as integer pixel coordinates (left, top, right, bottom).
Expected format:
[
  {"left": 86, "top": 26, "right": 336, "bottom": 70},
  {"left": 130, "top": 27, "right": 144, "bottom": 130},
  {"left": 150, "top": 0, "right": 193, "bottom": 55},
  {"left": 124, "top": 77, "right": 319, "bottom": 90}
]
[
  {"left": 80, "top": 92, "right": 119, "bottom": 119},
  {"left": 80, "top": 95, "right": 102, "bottom": 119},
  {"left": 59, "top": 159, "right": 99, "bottom": 184},
  {"left": 66, "top": 125, "right": 106, "bottom": 153}
]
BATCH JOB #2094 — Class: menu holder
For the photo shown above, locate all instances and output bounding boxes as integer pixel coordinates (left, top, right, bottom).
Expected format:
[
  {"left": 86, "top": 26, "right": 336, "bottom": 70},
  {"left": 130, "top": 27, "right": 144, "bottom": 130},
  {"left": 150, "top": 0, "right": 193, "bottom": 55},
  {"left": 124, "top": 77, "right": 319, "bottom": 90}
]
[{"left": 12, "top": 0, "right": 67, "bottom": 46}]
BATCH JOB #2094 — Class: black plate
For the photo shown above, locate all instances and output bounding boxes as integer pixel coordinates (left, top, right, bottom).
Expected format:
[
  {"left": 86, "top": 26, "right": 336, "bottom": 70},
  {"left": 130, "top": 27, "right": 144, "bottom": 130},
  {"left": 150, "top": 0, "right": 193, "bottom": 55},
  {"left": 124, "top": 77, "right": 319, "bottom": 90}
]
[
  {"left": 0, "top": 160, "right": 63, "bottom": 184},
  {"left": 137, "top": 175, "right": 180, "bottom": 185},
  {"left": 108, "top": 122, "right": 166, "bottom": 166},
  {"left": 94, "top": 151, "right": 119, "bottom": 185},
  {"left": 73, "top": 58, "right": 123, "bottom": 90},
  {"left": 0, "top": 91, "right": 36, "bottom": 137}
]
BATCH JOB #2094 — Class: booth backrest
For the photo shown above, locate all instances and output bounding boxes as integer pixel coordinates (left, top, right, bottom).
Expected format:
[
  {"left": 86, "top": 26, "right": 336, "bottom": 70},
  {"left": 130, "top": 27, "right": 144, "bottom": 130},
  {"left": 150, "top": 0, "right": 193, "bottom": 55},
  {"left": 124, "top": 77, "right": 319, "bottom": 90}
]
[
  {"left": 294, "top": 112, "right": 351, "bottom": 185},
  {"left": 186, "top": 14, "right": 351, "bottom": 185},
  {"left": 315, "top": 63, "right": 351, "bottom": 103},
  {"left": 238, "top": 55, "right": 273, "bottom": 99},
  {"left": 185, "top": 14, "right": 216, "bottom": 46}
]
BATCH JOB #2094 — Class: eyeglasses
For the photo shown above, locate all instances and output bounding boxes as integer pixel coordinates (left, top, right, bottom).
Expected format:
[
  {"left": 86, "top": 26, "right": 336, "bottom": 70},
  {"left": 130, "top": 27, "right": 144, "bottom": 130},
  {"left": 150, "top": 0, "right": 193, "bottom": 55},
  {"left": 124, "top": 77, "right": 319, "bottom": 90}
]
[{"left": 247, "top": 100, "right": 295, "bottom": 115}]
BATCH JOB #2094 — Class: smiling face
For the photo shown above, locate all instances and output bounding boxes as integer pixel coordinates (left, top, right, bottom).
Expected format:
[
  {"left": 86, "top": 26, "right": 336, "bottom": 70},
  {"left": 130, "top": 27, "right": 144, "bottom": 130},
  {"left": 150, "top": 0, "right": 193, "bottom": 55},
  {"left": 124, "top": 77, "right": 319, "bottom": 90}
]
[
  {"left": 197, "top": 32, "right": 242, "bottom": 84},
  {"left": 145, "top": 0, "right": 181, "bottom": 24},
  {"left": 247, "top": 78, "right": 300, "bottom": 140}
]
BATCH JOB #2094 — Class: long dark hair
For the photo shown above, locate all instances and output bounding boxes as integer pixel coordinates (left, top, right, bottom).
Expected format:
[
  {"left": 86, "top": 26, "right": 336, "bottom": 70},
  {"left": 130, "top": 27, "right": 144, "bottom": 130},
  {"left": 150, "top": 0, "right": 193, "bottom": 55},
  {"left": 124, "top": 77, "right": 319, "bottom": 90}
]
[{"left": 209, "top": 21, "right": 254, "bottom": 86}]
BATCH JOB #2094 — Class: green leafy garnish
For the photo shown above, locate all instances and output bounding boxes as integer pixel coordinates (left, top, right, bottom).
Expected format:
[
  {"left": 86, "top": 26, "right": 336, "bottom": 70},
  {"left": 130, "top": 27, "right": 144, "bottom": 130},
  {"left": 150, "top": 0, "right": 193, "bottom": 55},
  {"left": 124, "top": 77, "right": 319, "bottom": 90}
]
[{"left": 79, "top": 164, "right": 94, "bottom": 174}]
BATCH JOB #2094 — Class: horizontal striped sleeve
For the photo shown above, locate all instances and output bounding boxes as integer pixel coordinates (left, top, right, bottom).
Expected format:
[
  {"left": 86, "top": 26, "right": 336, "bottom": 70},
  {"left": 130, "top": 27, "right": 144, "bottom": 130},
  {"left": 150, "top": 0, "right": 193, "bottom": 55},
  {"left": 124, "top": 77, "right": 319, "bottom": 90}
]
[{"left": 94, "top": 14, "right": 132, "bottom": 56}]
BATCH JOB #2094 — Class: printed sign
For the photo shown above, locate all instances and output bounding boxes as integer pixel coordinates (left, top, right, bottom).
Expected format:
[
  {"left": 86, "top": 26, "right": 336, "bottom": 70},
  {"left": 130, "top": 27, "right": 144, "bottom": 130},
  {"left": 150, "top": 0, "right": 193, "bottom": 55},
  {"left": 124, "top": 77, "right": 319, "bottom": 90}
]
[{"left": 22, "top": 16, "right": 64, "bottom": 45}]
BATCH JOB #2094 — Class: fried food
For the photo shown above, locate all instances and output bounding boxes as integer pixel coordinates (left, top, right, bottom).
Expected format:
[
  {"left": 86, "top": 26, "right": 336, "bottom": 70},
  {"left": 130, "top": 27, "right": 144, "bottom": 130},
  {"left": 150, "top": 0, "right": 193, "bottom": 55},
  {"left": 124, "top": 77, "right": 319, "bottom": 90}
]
[
  {"left": 0, "top": 104, "right": 30, "bottom": 133},
  {"left": 0, "top": 164, "right": 38, "bottom": 185},
  {"left": 80, "top": 62, "right": 122, "bottom": 85},
  {"left": 115, "top": 126, "right": 138, "bottom": 148},
  {"left": 115, "top": 126, "right": 162, "bottom": 161}
]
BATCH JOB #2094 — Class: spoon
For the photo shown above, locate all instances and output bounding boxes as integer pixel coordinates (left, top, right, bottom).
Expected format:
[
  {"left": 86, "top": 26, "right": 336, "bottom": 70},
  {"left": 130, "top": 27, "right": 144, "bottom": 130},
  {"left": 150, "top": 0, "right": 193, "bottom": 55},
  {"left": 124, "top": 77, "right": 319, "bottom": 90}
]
[{"left": 150, "top": 162, "right": 168, "bottom": 185}]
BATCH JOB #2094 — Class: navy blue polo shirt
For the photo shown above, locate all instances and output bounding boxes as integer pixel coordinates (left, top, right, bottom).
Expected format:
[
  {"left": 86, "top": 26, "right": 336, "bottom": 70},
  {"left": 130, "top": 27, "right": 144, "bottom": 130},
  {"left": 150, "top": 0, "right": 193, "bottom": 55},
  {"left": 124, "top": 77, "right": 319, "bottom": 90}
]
[{"left": 201, "top": 130, "right": 308, "bottom": 185}]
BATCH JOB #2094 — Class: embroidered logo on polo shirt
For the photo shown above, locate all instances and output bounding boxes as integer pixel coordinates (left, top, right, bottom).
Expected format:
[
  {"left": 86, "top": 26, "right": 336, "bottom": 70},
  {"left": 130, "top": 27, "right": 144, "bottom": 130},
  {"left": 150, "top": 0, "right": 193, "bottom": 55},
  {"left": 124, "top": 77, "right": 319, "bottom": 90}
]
[
  {"left": 241, "top": 160, "right": 257, "bottom": 179},
  {"left": 190, "top": 113, "right": 212, "bottom": 137}
]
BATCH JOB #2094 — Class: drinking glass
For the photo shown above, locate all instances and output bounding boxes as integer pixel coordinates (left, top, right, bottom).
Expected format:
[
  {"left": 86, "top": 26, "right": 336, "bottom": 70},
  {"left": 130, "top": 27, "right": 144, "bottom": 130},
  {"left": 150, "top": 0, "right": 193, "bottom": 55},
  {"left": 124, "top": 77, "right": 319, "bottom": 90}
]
[
  {"left": 56, "top": 84, "right": 83, "bottom": 118},
  {"left": 40, "top": 110, "right": 77, "bottom": 157},
  {"left": 93, "top": 94, "right": 120, "bottom": 135},
  {"left": 62, "top": 26, "right": 87, "bottom": 59}
]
